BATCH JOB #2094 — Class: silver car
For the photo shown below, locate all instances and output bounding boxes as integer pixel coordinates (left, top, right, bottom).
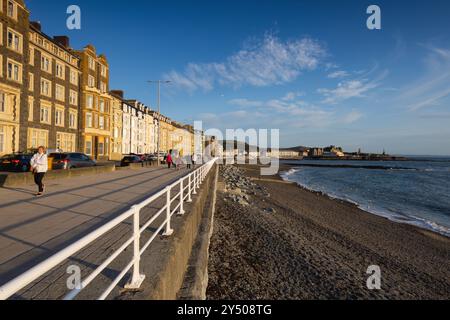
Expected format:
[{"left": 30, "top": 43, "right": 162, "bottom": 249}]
[{"left": 50, "top": 153, "right": 97, "bottom": 170}]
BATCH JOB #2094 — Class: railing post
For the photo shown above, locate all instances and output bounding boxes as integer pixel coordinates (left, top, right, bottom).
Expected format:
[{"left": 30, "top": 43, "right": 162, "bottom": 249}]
[
  {"left": 187, "top": 174, "right": 193, "bottom": 202},
  {"left": 192, "top": 171, "right": 198, "bottom": 195},
  {"left": 178, "top": 179, "right": 185, "bottom": 215},
  {"left": 125, "top": 205, "right": 146, "bottom": 289},
  {"left": 196, "top": 168, "right": 200, "bottom": 189},
  {"left": 163, "top": 187, "right": 174, "bottom": 236}
]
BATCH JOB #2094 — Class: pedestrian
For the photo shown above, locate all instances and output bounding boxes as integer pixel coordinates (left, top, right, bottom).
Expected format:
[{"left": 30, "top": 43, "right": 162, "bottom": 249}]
[
  {"left": 166, "top": 152, "right": 173, "bottom": 169},
  {"left": 186, "top": 154, "right": 193, "bottom": 169},
  {"left": 192, "top": 153, "right": 197, "bottom": 167},
  {"left": 175, "top": 155, "right": 183, "bottom": 171},
  {"left": 30, "top": 146, "right": 48, "bottom": 196}
]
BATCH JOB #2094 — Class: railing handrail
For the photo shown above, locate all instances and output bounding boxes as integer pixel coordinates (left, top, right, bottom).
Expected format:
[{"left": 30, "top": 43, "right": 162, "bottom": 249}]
[{"left": 0, "top": 158, "right": 218, "bottom": 300}]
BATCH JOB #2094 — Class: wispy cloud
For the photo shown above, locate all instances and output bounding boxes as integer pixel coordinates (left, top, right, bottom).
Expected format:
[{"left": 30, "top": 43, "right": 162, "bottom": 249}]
[
  {"left": 327, "top": 70, "right": 349, "bottom": 79},
  {"left": 342, "top": 110, "right": 363, "bottom": 124},
  {"left": 281, "top": 91, "right": 304, "bottom": 101},
  {"left": 227, "top": 98, "right": 264, "bottom": 108},
  {"left": 398, "top": 45, "right": 450, "bottom": 111},
  {"left": 165, "top": 34, "right": 326, "bottom": 93},
  {"left": 318, "top": 70, "right": 388, "bottom": 104},
  {"left": 221, "top": 93, "right": 338, "bottom": 130},
  {"left": 318, "top": 80, "right": 377, "bottom": 104}
]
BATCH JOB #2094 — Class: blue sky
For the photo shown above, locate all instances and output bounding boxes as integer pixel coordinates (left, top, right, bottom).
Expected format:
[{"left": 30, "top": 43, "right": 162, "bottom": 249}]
[{"left": 26, "top": 0, "right": 450, "bottom": 155}]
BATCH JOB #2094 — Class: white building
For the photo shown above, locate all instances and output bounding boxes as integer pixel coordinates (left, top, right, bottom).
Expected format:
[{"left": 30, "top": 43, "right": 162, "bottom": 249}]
[
  {"left": 125, "top": 100, "right": 156, "bottom": 155},
  {"left": 122, "top": 102, "right": 138, "bottom": 155}
]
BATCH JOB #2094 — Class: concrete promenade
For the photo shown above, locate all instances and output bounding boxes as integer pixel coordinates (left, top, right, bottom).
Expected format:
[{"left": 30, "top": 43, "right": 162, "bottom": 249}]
[{"left": 0, "top": 166, "right": 193, "bottom": 298}]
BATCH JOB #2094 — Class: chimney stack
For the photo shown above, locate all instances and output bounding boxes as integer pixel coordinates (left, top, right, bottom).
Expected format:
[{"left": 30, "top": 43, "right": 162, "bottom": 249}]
[
  {"left": 110, "top": 90, "right": 124, "bottom": 99},
  {"left": 30, "top": 21, "right": 41, "bottom": 31},
  {"left": 54, "top": 36, "right": 70, "bottom": 48}
]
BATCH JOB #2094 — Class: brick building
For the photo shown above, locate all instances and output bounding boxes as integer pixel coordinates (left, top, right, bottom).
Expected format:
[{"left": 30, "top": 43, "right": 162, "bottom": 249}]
[
  {"left": 0, "top": 0, "right": 28, "bottom": 155},
  {"left": 26, "top": 23, "right": 81, "bottom": 153},
  {"left": 1, "top": 0, "right": 81, "bottom": 155},
  {"left": 73, "top": 45, "right": 112, "bottom": 160}
]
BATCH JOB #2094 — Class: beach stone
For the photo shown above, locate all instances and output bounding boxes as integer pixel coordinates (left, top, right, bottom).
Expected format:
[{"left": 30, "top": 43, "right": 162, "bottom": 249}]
[
  {"left": 230, "top": 188, "right": 242, "bottom": 195},
  {"left": 238, "top": 199, "right": 249, "bottom": 206}
]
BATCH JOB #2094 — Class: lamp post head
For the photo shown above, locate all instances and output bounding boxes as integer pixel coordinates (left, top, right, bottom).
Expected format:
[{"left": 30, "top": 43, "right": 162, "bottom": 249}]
[{"left": 147, "top": 80, "right": 172, "bottom": 84}]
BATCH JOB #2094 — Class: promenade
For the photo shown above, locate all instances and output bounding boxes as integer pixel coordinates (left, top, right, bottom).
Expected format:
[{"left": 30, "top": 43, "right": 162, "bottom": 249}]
[{"left": 0, "top": 166, "right": 193, "bottom": 299}]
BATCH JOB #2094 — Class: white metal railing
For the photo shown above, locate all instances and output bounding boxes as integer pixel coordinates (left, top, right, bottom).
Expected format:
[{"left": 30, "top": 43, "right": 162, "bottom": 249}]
[{"left": 0, "top": 158, "right": 218, "bottom": 300}]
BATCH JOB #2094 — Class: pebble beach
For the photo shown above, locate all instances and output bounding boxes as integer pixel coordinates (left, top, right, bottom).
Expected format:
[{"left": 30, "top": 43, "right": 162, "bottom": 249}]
[{"left": 207, "top": 165, "right": 450, "bottom": 300}]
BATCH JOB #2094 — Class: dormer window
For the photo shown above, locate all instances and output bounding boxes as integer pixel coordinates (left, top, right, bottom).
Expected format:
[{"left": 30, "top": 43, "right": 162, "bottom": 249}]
[{"left": 7, "top": 1, "right": 17, "bottom": 20}]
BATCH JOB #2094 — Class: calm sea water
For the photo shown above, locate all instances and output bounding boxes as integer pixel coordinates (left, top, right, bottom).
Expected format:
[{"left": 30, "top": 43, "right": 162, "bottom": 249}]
[{"left": 281, "top": 157, "right": 450, "bottom": 237}]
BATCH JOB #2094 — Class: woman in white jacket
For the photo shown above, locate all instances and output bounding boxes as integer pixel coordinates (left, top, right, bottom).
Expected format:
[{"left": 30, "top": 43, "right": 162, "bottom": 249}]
[{"left": 30, "top": 146, "right": 48, "bottom": 196}]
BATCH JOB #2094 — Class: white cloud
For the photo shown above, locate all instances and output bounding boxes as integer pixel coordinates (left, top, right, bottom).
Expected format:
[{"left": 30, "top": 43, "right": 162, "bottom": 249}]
[
  {"left": 281, "top": 91, "right": 304, "bottom": 101},
  {"left": 165, "top": 34, "right": 326, "bottom": 92},
  {"left": 327, "top": 70, "right": 349, "bottom": 79},
  {"left": 228, "top": 99, "right": 264, "bottom": 108},
  {"left": 318, "top": 70, "right": 388, "bottom": 104},
  {"left": 342, "top": 110, "right": 363, "bottom": 124},
  {"left": 221, "top": 93, "right": 334, "bottom": 130},
  {"left": 318, "top": 80, "right": 378, "bottom": 104}
]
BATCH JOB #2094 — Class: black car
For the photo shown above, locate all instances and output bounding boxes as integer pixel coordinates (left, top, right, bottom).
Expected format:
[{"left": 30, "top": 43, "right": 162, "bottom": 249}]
[
  {"left": 0, "top": 154, "right": 33, "bottom": 172},
  {"left": 121, "top": 155, "right": 142, "bottom": 167}
]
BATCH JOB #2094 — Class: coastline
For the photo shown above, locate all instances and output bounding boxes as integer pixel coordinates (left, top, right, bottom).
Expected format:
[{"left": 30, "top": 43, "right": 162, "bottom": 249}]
[
  {"left": 207, "top": 164, "right": 450, "bottom": 300},
  {"left": 279, "top": 163, "right": 450, "bottom": 238}
]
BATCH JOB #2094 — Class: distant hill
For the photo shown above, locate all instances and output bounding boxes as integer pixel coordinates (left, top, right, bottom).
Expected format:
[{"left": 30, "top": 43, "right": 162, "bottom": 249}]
[
  {"left": 282, "top": 146, "right": 310, "bottom": 152},
  {"left": 219, "top": 140, "right": 259, "bottom": 152},
  {"left": 218, "top": 141, "right": 311, "bottom": 153}
]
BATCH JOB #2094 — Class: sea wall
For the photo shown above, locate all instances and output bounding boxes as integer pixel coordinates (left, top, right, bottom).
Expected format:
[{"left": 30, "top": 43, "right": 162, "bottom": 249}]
[
  {"left": 119, "top": 164, "right": 219, "bottom": 300},
  {"left": 0, "top": 164, "right": 116, "bottom": 187}
]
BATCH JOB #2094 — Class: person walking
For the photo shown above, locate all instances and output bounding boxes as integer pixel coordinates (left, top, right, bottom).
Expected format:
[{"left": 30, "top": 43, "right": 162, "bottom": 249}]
[
  {"left": 30, "top": 146, "right": 48, "bottom": 196},
  {"left": 186, "top": 154, "right": 193, "bottom": 169},
  {"left": 192, "top": 153, "right": 197, "bottom": 167},
  {"left": 175, "top": 155, "right": 183, "bottom": 171},
  {"left": 166, "top": 152, "right": 173, "bottom": 169}
]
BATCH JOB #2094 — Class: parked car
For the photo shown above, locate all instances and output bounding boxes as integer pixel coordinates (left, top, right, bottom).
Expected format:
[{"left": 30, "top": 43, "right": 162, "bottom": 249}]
[
  {"left": 0, "top": 154, "right": 33, "bottom": 172},
  {"left": 146, "top": 153, "right": 158, "bottom": 161},
  {"left": 120, "top": 155, "right": 142, "bottom": 167},
  {"left": 158, "top": 151, "right": 167, "bottom": 164},
  {"left": 50, "top": 153, "right": 97, "bottom": 170},
  {"left": 129, "top": 153, "right": 147, "bottom": 161}
]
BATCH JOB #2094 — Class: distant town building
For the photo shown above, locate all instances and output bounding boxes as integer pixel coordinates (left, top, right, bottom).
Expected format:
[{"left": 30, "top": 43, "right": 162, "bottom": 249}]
[{"left": 309, "top": 148, "right": 324, "bottom": 157}]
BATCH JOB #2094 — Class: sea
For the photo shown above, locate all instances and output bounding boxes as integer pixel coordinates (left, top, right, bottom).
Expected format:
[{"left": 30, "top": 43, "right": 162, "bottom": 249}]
[{"left": 280, "top": 157, "right": 450, "bottom": 237}]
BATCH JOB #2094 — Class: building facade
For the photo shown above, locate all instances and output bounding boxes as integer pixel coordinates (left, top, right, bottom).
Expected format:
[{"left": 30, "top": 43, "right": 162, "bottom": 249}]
[
  {"left": 145, "top": 110, "right": 157, "bottom": 154},
  {"left": 125, "top": 100, "right": 151, "bottom": 155},
  {"left": 1, "top": 1, "right": 198, "bottom": 161},
  {"left": 151, "top": 111, "right": 174, "bottom": 154},
  {"left": 74, "top": 45, "right": 111, "bottom": 160},
  {"left": 26, "top": 24, "right": 80, "bottom": 153},
  {"left": 1, "top": 1, "right": 81, "bottom": 156},
  {"left": 0, "top": 0, "right": 28, "bottom": 156},
  {"left": 171, "top": 122, "right": 193, "bottom": 156},
  {"left": 109, "top": 91, "right": 123, "bottom": 161}
]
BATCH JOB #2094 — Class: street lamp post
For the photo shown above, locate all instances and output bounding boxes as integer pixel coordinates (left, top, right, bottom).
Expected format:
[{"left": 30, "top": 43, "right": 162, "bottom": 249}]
[{"left": 148, "top": 80, "right": 171, "bottom": 167}]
